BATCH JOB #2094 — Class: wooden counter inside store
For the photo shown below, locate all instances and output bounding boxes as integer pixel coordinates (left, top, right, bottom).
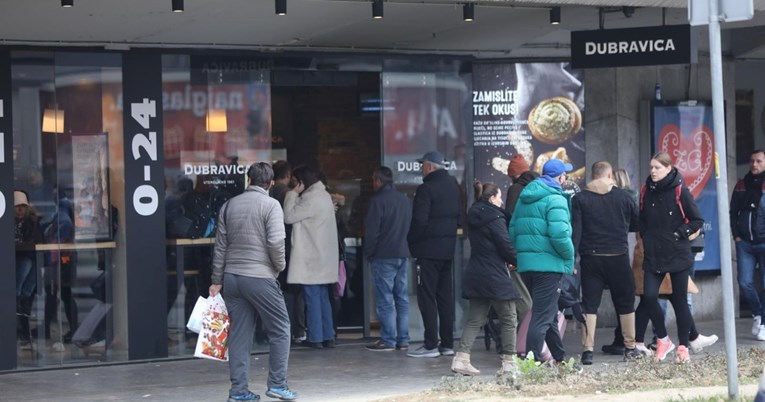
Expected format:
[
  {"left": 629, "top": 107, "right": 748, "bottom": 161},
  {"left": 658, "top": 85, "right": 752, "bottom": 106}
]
[
  {"left": 33, "top": 241, "right": 117, "bottom": 251},
  {"left": 166, "top": 238, "right": 214, "bottom": 277}
]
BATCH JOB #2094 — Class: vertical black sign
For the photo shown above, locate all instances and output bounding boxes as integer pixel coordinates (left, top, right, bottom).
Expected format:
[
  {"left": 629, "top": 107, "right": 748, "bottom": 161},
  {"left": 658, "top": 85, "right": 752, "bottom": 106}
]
[
  {"left": 122, "top": 51, "right": 167, "bottom": 359},
  {"left": 0, "top": 48, "right": 17, "bottom": 370}
]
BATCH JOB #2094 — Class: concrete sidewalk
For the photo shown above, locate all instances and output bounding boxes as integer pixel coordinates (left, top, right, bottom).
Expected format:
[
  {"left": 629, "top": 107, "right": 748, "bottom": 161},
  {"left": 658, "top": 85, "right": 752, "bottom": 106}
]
[{"left": 1, "top": 318, "right": 762, "bottom": 402}]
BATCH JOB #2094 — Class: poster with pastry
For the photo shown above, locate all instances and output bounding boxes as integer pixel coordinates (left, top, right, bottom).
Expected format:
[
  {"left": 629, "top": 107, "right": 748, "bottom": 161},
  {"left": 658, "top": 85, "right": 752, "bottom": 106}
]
[{"left": 472, "top": 63, "right": 585, "bottom": 197}]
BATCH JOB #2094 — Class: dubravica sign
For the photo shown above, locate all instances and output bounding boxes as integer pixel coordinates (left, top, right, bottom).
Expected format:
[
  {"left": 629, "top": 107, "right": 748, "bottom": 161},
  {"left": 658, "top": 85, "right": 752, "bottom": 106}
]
[{"left": 571, "top": 25, "right": 694, "bottom": 69}]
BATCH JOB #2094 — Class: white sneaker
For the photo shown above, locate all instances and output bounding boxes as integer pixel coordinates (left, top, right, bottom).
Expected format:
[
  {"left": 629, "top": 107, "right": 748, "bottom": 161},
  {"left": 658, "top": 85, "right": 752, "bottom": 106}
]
[
  {"left": 757, "top": 325, "right": 765, "bottom": 341},
  {"left": 753, "top": 316, "right": 762, "bottom": 337},
  {"left": 689, "top": 334, "right": 718, "bottom": 353},
  {"left": 634, "top": 342, "right": 654, "bottom": 357}
]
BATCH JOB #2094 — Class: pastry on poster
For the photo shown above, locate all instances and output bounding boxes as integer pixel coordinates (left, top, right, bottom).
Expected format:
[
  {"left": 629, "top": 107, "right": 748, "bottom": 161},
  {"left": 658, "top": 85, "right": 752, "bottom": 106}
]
[
  {"left": 532, "top": 146, "right": 584, "bottom": 185},
  {"left": 528, "top": 96, "right": 582, "bottom": 145}
]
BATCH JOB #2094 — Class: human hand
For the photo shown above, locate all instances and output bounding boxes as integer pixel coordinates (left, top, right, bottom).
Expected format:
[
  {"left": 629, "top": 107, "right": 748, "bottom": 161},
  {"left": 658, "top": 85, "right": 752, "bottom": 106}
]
[
  {"left": 293, "top": 182, "right": 305, "bottom": 194},
  {"left": 507, "top": 263, "right": 517, "bottom": 271},
  {"left": 209, "top": 284, "right": 222, "bottom": 297}
]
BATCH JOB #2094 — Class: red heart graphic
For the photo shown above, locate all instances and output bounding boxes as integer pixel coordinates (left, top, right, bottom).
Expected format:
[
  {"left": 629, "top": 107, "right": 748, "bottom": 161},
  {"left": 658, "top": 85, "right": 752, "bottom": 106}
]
[{"left": 658, "top": 124, "right": 714, "bottom": 198}]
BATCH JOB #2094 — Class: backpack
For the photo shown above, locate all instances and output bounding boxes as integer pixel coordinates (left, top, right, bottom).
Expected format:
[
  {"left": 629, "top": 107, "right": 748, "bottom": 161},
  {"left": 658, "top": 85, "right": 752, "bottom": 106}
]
[{"left": 639, "top": 184, "right": 704, "bottom": 253}]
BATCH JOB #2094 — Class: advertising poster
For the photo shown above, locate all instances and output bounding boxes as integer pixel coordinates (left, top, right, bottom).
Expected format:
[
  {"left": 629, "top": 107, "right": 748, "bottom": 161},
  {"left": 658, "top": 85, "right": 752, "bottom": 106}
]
[
  {"left": 71, "top": 133, "right": 111, "bottom": 241},
  {"left": 381, "top": 72, "right": 469, "bottom": 197},
  {"left": 652, "top": 104, "right": 720, "bottom": 272},
  {"left": 472, "top": 63, "right": 586, "bottom": 196}
]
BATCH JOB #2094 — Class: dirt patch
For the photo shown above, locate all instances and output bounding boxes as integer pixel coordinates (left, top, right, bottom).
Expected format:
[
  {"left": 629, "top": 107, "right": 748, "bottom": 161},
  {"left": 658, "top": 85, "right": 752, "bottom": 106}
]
[{"left": 372, "top": 347, "right": 765, "bottom": 402}]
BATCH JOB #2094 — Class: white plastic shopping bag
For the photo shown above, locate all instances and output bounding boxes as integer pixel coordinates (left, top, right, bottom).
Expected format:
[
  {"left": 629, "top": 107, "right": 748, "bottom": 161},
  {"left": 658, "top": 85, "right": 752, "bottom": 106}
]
[
  {"left": 186, "top": 296, "right": 208, "bottom": 334},
  {"left": 194, "top": 294, "right": 230, "bottom": 362}
]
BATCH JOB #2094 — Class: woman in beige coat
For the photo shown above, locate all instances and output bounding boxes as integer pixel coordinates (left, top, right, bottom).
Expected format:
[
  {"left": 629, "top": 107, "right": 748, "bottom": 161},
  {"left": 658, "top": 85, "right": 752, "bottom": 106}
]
[{"left": 284, "top": 165, "right": 339, "bottom": 348}]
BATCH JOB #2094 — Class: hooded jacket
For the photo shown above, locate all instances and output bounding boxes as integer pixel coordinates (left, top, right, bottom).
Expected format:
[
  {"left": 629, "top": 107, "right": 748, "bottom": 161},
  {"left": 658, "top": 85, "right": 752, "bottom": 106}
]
[
  {"left": 461, "top": 200, "right": 520, "bottom": 301},
  {"left": 407, "top": 169, "right": 461, "bottom": 260},
  {"left": 571, "top": 177, "right": 638, "bottom": 256},
  {"left": 508, "top": 177, "right": 575, "bottom": 274},
  {"left": 730, "top": 171, "right": 765, "bottom": 243},
  {"left": 640, "top": 168, "right": 704, "bottom": 274},
  {"left": 505, "top": 170, "right": 540, "bottom": 220}
]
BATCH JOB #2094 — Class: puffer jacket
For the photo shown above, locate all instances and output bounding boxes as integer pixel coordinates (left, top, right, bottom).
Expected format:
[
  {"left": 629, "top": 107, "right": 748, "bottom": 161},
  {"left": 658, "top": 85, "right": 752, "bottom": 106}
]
[
  {"left": 462, "top": 200, "right": 520, "bottom": 301},
  {"left": 639, "top": 168, "right": 703, "bottom": 274},
  {"left": 211, "top": 186, "right": 286, "bottom": 284},
  {"left": 284, "top": 181, "right": 339, "bottom": 285},
  {"left": 508, "top": 177, "right": 574, "bottom": 274}
]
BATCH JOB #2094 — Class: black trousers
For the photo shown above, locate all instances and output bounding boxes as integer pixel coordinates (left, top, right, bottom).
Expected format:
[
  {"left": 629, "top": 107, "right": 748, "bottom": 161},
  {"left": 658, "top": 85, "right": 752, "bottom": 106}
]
[
  {"left": 415, "top": 258, "right": 454, "bottom": 350},
  {"left": 581, "top": 254, "right": 635, "bottom": 315},
  {"left": 635, "top": 269, "right": 692, "bottom": 346},
  {"left": 521, "top": 271, "right": 565, "bottom": 362}
]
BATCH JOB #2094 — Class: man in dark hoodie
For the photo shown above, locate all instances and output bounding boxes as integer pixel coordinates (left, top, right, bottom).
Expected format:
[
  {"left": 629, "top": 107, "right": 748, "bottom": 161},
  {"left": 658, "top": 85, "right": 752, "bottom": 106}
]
[
  {"left": 731, "top": 149, "right": 765, "bottom": 341},
  {"left": 505, "top": 154, "right": 540, "bottom": 220},
  {"left": 571, "top": 161, "right": 639, "bottom": 365},
  {"left": 407, "top": 151, "right": 461, "bottom": 358}
]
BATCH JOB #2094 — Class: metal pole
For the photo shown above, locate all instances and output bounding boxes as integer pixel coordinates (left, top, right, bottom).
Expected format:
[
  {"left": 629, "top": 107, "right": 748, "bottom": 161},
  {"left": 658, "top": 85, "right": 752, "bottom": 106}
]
[{"left": 707, "top": 0, "right": 739, "bottom": 398}]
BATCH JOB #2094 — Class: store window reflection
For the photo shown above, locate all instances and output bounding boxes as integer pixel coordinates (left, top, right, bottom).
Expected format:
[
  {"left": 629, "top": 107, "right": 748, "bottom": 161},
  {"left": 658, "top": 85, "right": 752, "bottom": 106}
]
[
  {"left": 11, "top": 51, "right": 125, "bottom": 367},
  {"left": 161, "top": 55, "right": 272, "bottom": 356}
]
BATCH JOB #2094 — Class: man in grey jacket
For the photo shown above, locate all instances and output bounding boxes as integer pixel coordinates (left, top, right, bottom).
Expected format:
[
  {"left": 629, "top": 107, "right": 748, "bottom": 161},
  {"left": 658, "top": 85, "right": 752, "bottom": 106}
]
[{"left": 209, "top": 162, "right": 297, "bottom": 402}]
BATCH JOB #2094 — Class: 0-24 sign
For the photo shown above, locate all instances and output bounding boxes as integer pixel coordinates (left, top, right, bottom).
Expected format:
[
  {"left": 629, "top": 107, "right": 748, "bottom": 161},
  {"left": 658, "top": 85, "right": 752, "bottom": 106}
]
[{"left": 130, "top": 98, "right": 159, "bottom": 216}]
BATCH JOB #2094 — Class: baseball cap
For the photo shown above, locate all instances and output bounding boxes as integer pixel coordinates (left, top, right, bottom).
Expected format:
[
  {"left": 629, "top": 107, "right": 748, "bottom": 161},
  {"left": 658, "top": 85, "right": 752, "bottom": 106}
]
[
  {"left": 542, "top": 159, "right": 573, "bottom": 178},
  {"left": 416, "top": 151, "right": 446, "bottom": 166},
  {"left": 14, "top": 191, "right": 29, "bottom": 207}
]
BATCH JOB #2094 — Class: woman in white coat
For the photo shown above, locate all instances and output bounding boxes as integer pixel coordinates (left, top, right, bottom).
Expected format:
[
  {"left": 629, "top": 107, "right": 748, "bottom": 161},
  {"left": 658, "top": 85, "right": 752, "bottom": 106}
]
[{"left": 284, "top": 165, "right": 339, "bottom": 348}]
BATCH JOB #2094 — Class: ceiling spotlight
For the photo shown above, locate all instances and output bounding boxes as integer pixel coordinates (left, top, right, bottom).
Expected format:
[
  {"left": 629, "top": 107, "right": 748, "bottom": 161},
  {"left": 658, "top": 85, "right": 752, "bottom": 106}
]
[
  {"left": 61, "top": 0, "right": 73, "bottom": 7},
  {"left": 372, "top": 0, "right": 383, "bottom": 19},
  {"left": 172, "top": 0, "right": 184, "bottom": 13},
  {"left": 549, "top": 7, "right": 561, "bottom": 25},
  {"left": 623, "top": 6, "right": 635, "bottom": 18},
  {"left": 463, "top": 3, "right": 474, "bottom": 22},
  {"left": 275, "top": 0, "right": 287, "bottom": 15}
]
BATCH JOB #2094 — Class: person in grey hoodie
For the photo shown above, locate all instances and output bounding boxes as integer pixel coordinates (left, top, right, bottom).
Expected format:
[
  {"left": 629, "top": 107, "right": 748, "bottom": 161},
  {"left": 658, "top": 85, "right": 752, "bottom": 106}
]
[{"left": 209, "top": 162, "right": 297, "bottom": 402}]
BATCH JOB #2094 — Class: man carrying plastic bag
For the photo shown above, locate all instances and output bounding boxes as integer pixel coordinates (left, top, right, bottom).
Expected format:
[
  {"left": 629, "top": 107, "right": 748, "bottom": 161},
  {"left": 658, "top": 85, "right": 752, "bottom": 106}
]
[{"left": 209, "top": 162, "right": 298, "bottom": 402}]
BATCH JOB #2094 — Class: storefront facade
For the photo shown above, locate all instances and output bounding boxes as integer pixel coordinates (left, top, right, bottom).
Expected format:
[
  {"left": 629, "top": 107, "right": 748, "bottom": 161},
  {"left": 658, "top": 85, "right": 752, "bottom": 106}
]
[{"left": 2, "top": 3, "right": 761, "bottom": 373}]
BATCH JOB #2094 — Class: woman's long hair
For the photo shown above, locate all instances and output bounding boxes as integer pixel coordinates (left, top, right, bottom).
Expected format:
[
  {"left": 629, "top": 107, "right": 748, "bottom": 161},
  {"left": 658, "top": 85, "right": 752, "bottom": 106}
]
[{"left": 473, "top": 180, "right": 499, "bottom": 202}]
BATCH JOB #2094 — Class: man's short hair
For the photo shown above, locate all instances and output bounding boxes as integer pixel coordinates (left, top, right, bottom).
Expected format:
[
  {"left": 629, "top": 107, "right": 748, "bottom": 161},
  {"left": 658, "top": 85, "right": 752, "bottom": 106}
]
[
  {"left": 272, "top": 160, "right": 291, "bottom": 180},
  {"left": 374, "top": 166, "right": 394, "bottom": 186},
  {"left": 591, "top": 161, "right": 612, "bottom": 179},
  {"left": 752, "top": 150, "right": 765, "bottom": 159},
  {"left": 247, "top": 162, "right": 274, "bottom": 189}
]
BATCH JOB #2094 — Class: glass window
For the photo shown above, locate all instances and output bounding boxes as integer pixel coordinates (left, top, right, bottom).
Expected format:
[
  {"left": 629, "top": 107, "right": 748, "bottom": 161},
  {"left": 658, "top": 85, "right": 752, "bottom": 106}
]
[
  {"left": 161, "top": 55, "right": 272, "bottom": 356},
  {"left": 12, "top": 50, "right": 125, "bottom": 367}
]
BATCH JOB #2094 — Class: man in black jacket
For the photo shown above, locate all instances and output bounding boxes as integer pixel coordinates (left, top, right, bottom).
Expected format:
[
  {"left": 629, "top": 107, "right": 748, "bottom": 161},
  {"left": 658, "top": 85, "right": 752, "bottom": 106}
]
[
  {"left": 572, "top": 161, "right": 639, "bottom": 365},
  {"left": 407, "top": 151, "right": 461, "bottom": 358},
  {"left": 731, "top": 149, "right": 765, "bottom": 341},
  {"left": 364, "top": 166, "right": 412, "bottom": 352}
]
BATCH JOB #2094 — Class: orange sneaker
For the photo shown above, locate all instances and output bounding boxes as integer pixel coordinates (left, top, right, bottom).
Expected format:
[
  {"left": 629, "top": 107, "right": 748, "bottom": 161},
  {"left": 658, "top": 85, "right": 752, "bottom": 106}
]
[
  {"left": 654, "top": 337, "right": 675, "bottom": 361},
  {"left": 675, "top": 345, "right": 690, "bottom": 364}
]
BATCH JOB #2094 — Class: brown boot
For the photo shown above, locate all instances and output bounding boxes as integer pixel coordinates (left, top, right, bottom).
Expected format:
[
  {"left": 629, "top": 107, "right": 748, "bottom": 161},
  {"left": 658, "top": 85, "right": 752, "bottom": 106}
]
[
  {"left": 451, "top": 352, "right": 480, "bottom": 376},
  {"left": 497, "top": 354, "right": 518, "bottom": 375}
]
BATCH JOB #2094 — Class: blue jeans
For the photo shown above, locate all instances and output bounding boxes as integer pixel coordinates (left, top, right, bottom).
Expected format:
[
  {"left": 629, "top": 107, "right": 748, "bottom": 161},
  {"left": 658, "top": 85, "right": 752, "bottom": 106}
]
[
  {"left": 371, "top": 258, "right": 410, "bottom": 347},
  {"left": 16, "top": 256, "right": 36, "bottom": 297},
  {"left": 735, "top": 240, "right": 765, "bottom": 318},
  {"left": 302, "top": 284, "right": 334, "bottom": 343}
]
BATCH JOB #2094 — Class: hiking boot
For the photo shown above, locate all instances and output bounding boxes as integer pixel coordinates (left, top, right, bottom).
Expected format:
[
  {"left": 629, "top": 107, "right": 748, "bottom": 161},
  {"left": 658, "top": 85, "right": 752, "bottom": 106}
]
[
  {"left": 227, "top": 391, "right": 260, "bottom": 402},
  {"left": 753, "top": 316, "right": 762, "bottom": 337},
  {"left": 407, "top": 345, "right": 440, "bottom": 358},
  {"left": 438, "top": 346, "right": 455, "bottom": 356},
  {"left": 395, "top": 343, "right": 409, "bottom": 351},
  {"left": 623, "top": 347, "right": 642, "bottom": 360},
  {"left": 674, "top": 345, "right": 690, "bottom": 364},
  {"left": 497, "top": 354, "right": 519, "bottom": 375},
  {"left": 451, "top": 352, "right": 480, "bottom": 376},
  {"left": 634, "top": 342, "right": 653, "bottom": 357},
  {"left": 580, "top": 350, "right": 593, "bottom": 365},
  {"left": 265, "top": 387, "right": 297, "bottom": 401},
  {"left": 689, "top": 333, "right": 718, "bottom": 353},
  {"left": 653, "top": 337, "right": 675, "bottom": 362},
  {"left": 365, "top": 340, "right": 395, "bottom": 352},
  {"left": 601, "top": 342, "right": 625, "bottom": 355}
]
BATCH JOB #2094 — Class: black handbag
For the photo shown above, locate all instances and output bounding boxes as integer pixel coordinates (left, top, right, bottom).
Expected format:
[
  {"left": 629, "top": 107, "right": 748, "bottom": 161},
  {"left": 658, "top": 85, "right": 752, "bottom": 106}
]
[{"left": 689, "top": 229, "right": 705, "bottom": 254}]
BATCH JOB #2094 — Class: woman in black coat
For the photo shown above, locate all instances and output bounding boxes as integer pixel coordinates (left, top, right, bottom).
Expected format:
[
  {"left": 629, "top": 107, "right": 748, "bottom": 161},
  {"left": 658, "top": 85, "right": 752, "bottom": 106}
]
[
  {"left": 451, "top": 181, "right": 521, "bottom": 376},
  {"left": 634, "top": 152, "right": 703, "bottom": 364}
]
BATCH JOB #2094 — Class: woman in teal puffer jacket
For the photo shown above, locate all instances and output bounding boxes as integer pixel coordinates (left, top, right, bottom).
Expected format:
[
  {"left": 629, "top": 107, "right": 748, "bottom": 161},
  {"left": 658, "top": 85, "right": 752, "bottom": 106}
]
[{"left": 508, "top": 159, "right": 575, "bottom": 364}]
